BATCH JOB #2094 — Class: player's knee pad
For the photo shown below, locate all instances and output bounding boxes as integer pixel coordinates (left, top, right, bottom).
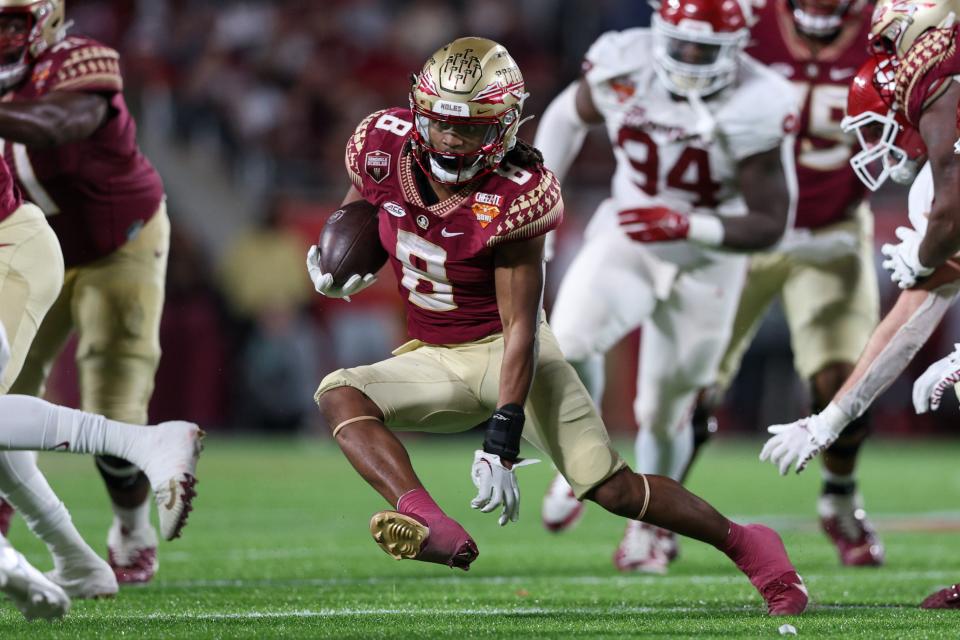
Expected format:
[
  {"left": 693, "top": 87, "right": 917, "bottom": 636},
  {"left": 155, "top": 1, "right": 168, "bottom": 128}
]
[{"left": 95, "top": 455, "right": 146, "bottom": 491}]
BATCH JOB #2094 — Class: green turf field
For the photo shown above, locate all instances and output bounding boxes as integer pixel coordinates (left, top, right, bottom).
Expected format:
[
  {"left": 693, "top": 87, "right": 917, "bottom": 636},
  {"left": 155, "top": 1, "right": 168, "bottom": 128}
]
[{"left": 1, "top": 436, "right": 959, "bottom": 638}]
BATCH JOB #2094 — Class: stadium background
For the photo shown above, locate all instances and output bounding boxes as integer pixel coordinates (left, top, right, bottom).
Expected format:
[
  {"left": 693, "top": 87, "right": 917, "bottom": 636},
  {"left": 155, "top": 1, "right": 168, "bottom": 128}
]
[{"left": 45, "top": 0, "right": 957, "bottom": 439}]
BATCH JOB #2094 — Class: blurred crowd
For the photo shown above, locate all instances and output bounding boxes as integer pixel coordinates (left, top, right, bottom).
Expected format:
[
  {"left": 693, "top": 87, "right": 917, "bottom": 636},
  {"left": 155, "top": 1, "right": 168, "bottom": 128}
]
[{"left": 43, "top": 0, "right": 959, "bottom": 437}]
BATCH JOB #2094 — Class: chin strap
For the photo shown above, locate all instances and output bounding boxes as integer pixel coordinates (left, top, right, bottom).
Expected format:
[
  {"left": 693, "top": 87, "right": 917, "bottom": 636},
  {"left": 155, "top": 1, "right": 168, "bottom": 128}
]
[{"left": 686, "top": 91, "right": 718, "bottom": 144}]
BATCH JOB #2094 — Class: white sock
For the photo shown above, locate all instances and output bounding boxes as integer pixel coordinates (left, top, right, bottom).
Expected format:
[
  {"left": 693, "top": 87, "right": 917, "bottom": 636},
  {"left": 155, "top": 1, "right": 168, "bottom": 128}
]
[
  {"left": 112, "top": 502, "right": 151, "bottom": 532},
  {"left": 0, "top": 451, "right": 100, "bottom": 571},
  {"left": 0, "top": 395, "right": 150, "bottom": 464}
]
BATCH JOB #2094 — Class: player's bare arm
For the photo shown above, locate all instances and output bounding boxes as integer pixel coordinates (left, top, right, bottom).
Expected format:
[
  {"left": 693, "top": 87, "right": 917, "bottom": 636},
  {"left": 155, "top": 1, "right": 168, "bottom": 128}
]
[
  {"left": 494, "top": 235, "right": 545, "bottom": 408},
  {"left": 917, "top": 82, "right": 960, "bottom": 269},
  {"left": 723, "top": 146, "right": 790, "bottom": 250},
  {"left": 0, "top": 91, "right": 108, "bottom": 147}
]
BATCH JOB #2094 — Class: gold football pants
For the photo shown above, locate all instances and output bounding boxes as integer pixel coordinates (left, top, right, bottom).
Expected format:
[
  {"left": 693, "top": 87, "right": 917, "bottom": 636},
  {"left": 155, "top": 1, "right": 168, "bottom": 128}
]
[
  {"left": 10, "top": 203, "right": 170, "bottom": 425},
  {"left": 0, "top": 203, "right": 64, "bottom": 392}
]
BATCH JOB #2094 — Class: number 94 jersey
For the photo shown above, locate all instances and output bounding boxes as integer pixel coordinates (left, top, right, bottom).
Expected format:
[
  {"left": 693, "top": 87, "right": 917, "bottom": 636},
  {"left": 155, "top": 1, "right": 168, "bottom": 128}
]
[
  {"left": 345, "top": 107, "right": 563, "bottom": 345},
  {"left": 584, "top": 29, "right": 798, "bottom": 250}
]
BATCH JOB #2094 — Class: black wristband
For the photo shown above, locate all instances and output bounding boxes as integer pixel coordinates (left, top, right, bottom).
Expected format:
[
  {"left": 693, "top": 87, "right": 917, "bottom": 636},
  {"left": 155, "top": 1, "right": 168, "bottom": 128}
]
[{"left": 482, "top": 403, "right": 525, "bottom": 461}]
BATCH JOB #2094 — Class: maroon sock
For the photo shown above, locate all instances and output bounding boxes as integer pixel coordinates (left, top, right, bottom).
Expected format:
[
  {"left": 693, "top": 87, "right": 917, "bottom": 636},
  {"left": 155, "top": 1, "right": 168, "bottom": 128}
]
[
  {"left": 396, "top": 487, "right": 445, "bottom": 521},
  {"left": 719, "top": 520, "right": 745, "bottom": 557}
]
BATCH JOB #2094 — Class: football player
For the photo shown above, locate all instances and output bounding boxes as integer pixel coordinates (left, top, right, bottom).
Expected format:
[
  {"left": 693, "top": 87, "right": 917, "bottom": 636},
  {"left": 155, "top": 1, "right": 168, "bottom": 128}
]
[
  {"left": 0, "top": 0, "right": 170, "bottom": 585},
  {"left": 306, "top": 37, "right": 808, "bottom": 616},
  {"left": 0, "top": 321, "right": 202, "bottom": 618},
  {"left": 760, "top": 46, "right": 960, "bottom": 610},
  {"left": 534, "top": 0, "right": 799, "bottom": 572},
  {"left": 701, "top": 0, "right": 886, "bottom": 569}
]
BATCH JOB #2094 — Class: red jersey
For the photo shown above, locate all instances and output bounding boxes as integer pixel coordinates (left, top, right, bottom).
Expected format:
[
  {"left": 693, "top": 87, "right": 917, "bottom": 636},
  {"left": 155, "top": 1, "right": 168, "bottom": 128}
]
[
  {"left": 346, "top": 108, "right": 563, "bottom": 345},
  {"left": 747, "top": 0, "right": 872, "bottom": 229},
  {"left": 1, "top": 35, "right": 164, "bottom": 267}
]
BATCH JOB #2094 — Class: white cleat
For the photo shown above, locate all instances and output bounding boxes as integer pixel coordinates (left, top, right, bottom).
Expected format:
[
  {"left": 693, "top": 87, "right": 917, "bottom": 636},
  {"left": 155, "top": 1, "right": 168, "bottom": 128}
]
[
  {"left": 45, "top": 553, "right": 118, "bottom": 600},
  {"left": 541, "top": 473, "right": 584, "bottom": 533},
  {"left": 107, "top": 521, "right": 159, "bottom": 584},
  {"left": 0, "top": 539, "right": 70, "bottom": 620},
  {"left": 613, "top": 520, "right": 677, "bottom": 574},
  {"left": 135, "top": 421, "right": 204, "bottom": 541}
]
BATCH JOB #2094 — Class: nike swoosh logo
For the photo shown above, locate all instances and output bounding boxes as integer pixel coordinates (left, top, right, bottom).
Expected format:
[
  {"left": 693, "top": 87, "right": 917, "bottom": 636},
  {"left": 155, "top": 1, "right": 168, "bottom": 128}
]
[
  {"left": 165, "top": 479, "right": 178, "bottom": 510},
  {"left": 441, "top": 228, "right": 464, "bottom": 237},
  {"left": 829, "top": 67, "right": 856, "bottom": 81}
]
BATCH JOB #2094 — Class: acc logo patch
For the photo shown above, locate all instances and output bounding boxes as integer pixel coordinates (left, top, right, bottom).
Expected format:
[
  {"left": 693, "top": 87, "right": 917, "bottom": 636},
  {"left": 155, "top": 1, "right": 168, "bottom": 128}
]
[
  {"left": 383, "top": 201, "right": 406, "bottom": 217},
  {"left": 472, "top": 203, "right": 500, "bottom": 228},
  {"left": 365, "top": 150, "right": 391, "bottom": 183}
]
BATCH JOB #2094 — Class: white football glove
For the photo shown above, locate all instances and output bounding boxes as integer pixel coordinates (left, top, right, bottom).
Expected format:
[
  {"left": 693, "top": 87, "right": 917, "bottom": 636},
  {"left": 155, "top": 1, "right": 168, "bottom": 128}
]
[
  {"left": 777, "top": 228, "right": 859, "bottom": 265},
  {"left": 880, "top": 226, "right": 934, "bottom": 289},
  {"left": 470, "top": 450, "right": 539, "bottom": 526},
  {"left": 759, "top": 403, "right": 851, "bottom": 475},
  {"left": 305, "top": 245, "right": 377, "bottom": 302},
  {"left": 913, "top": 343, "right": 960, "bottom": 414}
]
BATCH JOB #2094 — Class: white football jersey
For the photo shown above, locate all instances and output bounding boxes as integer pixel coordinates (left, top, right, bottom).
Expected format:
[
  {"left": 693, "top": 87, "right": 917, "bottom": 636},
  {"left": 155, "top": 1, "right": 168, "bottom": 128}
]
[{"left": 582, "top": 28, "right": 799, "bottom": 252}]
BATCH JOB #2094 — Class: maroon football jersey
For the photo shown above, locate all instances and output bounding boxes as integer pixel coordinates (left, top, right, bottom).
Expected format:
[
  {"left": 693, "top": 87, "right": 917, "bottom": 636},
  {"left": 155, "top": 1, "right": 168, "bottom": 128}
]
[
  {"left": 748, "top": 0, "right": 872, "bottom": 229},
  {"left": 346, "top": 108, "right": 563, "bottom": 345},
  {"left": 0, "top": 156, "right": 21, "bottom": 223},
  {"left": 1, "top": 35, "right": 164, "bottom": 267}
]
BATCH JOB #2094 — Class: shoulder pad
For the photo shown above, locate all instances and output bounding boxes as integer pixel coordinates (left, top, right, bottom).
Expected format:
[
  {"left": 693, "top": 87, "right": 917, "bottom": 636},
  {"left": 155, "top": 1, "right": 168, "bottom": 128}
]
[
  {"left": 896, "top": 26, "right": 960, "bottom": 126},
  {"left": 487, "top": 167, "right": 563, "bottom": 246},
  {"left": 345, "top": 109, "right": 390, "bottom": 190},
  {"left": 583, "top": 28, "right": 650, "bottom": 84},
  {"left": 42, "top": 36, "right": 122, "bottom": 93}
]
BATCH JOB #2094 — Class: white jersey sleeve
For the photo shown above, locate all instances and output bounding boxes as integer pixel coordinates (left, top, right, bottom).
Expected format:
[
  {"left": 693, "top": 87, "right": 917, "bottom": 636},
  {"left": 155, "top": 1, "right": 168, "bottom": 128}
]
[
  {"left": 582, "top": 28, "right": 652, "bottom": 111},
  {"left": 715, "top": 56, "right": 800, "bottom": 161}
]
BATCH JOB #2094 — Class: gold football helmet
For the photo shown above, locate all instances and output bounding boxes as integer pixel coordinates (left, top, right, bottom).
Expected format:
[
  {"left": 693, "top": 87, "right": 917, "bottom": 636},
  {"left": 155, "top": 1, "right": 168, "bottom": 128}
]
[
  {"left": 0, "top": 0, "right": 66, "bottom": 89},
  {"left": 409, "top": 37, "right": 528, "bottom": 185},
  {"left": 870, "top": 0, "right": 959, "bottom": 56}
]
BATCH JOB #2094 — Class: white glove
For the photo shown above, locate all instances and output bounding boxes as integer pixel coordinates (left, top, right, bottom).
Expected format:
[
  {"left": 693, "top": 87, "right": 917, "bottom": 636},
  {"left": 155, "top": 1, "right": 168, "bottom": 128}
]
[
  {"left": 913, "top": 343, "right": 960, "bottom": 414},
  {"left": 880, "top": 226, "right": 934, "bottom": 289},
  {"left": 759, "top": 403, "right": 851, "bottom": 475},
  {"left": 777, "top": 227, "right": 859, "bottom": 265},
  {"left": 470, "top": 450, "right": 539, "bottom": 526},
  {"left": 305, "top": 245, "right": 377, "bottom": 302}
]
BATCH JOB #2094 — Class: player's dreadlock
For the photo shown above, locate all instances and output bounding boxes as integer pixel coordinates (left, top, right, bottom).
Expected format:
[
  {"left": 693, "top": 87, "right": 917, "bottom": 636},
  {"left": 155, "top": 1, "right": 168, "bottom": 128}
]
[{"left": 504, "top": 138, "right": 544, "bottom": 170}]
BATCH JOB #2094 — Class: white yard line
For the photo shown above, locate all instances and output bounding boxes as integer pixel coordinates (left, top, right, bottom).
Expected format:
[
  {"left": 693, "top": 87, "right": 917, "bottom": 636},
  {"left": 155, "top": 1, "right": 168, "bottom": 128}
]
[
  {"left": 51, "top": 603, "right": 910, "bottom": 622},
  {"left": 154, "top": 569, "right": 960, "bottom": 590}
]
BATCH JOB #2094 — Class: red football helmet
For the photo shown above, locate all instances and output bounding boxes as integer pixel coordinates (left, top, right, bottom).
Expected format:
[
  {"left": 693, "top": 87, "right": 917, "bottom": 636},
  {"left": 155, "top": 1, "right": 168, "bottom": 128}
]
[
  {"left": 840, "top": 55, "right": 926, "bottom": 191},
  {"left": 652, "top": 0, "right": 753, "bottom": 97},
  {"left": 789, "top": 0, "right": 865, "bottom": 38},
  {"left": 0, "top": 1, "right": 66, "bottom": 90}
]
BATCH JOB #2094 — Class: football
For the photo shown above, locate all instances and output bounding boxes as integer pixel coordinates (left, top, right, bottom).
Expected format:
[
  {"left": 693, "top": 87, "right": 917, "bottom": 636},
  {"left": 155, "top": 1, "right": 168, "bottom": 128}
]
[{"left": 318, "top": 199, "right": 388, "bottom": 286}]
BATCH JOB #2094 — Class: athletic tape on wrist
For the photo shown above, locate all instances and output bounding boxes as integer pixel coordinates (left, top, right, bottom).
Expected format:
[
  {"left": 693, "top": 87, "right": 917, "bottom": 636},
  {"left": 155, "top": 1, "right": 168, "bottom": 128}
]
[
  {"left": 836, "top": 283, "right": 960, "bottom": 420},
  {"left": 332, "top": 415, "right": 381, "bottom": 438},
  {"left": 636, "top": 473, "right": 651, "bottom": 521}
]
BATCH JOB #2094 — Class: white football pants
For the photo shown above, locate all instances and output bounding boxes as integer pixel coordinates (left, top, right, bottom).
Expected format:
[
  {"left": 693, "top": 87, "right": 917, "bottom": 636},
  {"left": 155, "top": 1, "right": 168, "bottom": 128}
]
[{"left": 551, "top": 220, "right": 747, "bottom": 480}]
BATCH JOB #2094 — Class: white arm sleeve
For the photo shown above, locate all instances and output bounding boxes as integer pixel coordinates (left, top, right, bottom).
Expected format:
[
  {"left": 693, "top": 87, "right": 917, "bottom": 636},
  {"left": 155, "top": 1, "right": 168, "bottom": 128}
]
[
  {"left": 835, "top": 282, "right": 960, "bottom": 420},
  {"left": 533, "top": 83, "right": 589, "bottom": 184}
]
